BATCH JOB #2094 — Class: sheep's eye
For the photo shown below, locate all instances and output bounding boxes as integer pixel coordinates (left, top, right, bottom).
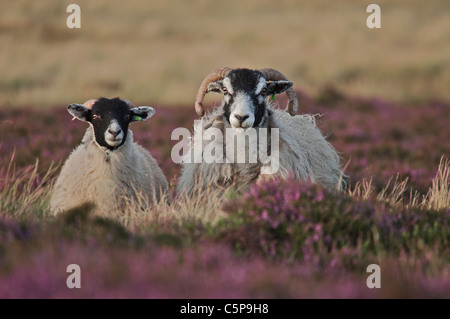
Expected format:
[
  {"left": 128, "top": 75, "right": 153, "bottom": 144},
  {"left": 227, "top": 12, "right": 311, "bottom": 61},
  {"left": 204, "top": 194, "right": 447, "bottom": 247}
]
[
  {"left": 222, "top": 87, "right": 228, "bottom": 94},
  {"left": 260, "top": 88, "right": 267, "bottom": 95},
  {"left": 125, "top": 114, "right": 131, "bottom": 121},
  {"left": 92, "top": 114, "right": 101, "bottom": 120}
]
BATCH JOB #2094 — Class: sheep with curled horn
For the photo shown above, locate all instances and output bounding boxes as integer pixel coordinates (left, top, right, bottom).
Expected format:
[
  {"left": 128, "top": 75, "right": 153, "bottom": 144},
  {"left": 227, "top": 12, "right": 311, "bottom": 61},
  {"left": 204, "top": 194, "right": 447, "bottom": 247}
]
[
  {"left": 51, "top": 97, "right": 169, "bottom": 219},
  {"left": 177, "top": 67, "right": 346, "bottom": 197}
]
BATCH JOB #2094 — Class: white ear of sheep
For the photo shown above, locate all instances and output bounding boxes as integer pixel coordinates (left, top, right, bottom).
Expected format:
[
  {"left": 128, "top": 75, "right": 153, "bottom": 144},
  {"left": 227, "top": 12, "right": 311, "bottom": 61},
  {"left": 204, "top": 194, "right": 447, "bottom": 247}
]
[
  {"left": 130, "top": 106, "right": 156, "bottom": 122},
  {"left": 71, "top": 99, "right": 98, "bottom": 121}
]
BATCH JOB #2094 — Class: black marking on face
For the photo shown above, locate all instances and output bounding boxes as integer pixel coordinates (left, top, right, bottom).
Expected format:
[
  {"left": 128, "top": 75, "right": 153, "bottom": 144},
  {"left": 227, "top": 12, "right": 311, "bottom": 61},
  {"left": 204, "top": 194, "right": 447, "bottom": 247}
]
[
  {"left": 90, "top": 97, "right": 132, "bottom": 150},
  {"left": 224, "top": 69, "right": 268, "bottom": 127},
  {"left": 223, "top": 95, "right": 233, "bottom": 125}
]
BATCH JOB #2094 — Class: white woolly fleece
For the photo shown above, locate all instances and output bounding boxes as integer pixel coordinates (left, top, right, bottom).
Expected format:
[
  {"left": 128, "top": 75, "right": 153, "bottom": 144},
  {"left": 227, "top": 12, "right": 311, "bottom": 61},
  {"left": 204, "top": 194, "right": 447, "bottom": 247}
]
[
  {"left": 51, "top": 127, "right": 168, "bottom": 218},
  {"left": 177, "top": 105, "right": 344, "bottom": 197}
]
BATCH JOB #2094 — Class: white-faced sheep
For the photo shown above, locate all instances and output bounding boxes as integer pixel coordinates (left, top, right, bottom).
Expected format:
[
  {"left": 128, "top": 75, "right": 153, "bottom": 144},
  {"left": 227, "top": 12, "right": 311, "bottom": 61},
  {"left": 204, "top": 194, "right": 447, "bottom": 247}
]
[
  {"left": 51, "top": 97, "right": 169, "bottom": 218},
  {"left": 177, "top": 67, "right": 345, "bottom": 197}
]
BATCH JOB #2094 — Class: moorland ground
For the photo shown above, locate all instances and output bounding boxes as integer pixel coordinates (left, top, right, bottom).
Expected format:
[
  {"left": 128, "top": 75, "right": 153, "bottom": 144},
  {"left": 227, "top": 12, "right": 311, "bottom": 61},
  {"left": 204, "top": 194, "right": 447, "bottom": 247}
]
[{"left": 0, "top": 0, "right": 449, "bottom": 299}]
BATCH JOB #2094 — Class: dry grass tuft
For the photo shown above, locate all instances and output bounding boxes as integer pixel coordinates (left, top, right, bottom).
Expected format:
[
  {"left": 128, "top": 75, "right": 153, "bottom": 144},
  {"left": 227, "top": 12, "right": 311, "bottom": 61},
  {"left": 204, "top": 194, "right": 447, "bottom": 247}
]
[
  {"left": 0, "top": 153, "right": 58, "bottom": 219},
  {"left": 423, "top": 156, "right": 450, "bottom": 211},
  {"left": 348, "top": 156, "right": 450, "bottom": 211}
]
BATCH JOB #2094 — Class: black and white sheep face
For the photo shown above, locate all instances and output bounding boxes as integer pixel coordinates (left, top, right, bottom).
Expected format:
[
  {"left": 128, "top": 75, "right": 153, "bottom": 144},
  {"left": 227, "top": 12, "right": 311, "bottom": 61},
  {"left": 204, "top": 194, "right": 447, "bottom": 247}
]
[
  {"left": 68, "top": 97, "right": 155, "bottom": 151},
  {"left": 207, "top": 69, "right": 293, "bottom": 133}
]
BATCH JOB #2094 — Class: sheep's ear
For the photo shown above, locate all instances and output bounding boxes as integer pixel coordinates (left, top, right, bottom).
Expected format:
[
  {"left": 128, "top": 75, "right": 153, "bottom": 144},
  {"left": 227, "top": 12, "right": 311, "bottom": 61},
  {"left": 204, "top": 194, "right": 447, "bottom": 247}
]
[
  {"left": 207, "top": 80, "right": 224, "bottom": 94},
  {"left": 68, "top": 104, "right": 92, "bottom": 122},
  {"left": 130, "top": 106, "right": 155, "bottom": 122},
  {"left": 267, "top": 80, "right": 293, "bottom": 95}
]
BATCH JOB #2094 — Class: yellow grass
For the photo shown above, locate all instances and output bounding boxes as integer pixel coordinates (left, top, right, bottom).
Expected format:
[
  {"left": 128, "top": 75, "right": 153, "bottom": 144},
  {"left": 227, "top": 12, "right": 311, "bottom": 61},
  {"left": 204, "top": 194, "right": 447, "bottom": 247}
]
[
  {"left": 1, "top": 155, "right": 448, "bottom": 228},
  {"left": 1, "top": 0, "right": 449, "bottom": 108},
  {"left": 349, "top": 156, "right": 450, "bottom": 211},
  {"left": 0, "top": 153, "right": 58, "bottom": 218},
  {"left": 424, "top": 157, "right": 450, "bottom": 211},
  {"left": 123, "top": 189, "right": 229, "bottom": 230}
]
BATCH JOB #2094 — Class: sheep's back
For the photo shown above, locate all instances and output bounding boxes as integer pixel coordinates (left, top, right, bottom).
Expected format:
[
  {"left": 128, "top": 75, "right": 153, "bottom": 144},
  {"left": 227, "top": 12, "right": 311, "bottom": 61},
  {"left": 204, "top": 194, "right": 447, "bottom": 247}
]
[{"left": 271, "top": 109, "right": 343, "bottom": 190}]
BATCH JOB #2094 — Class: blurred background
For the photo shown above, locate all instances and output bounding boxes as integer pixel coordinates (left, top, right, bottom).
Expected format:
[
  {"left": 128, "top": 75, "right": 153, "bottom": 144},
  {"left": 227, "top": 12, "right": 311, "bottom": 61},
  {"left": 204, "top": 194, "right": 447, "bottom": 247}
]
[
  {"left": 1, "top": 1, "right": 450, "bottom": 299},
  {"left": 1, "top": 0, "right": 449, "bottom": 108}
]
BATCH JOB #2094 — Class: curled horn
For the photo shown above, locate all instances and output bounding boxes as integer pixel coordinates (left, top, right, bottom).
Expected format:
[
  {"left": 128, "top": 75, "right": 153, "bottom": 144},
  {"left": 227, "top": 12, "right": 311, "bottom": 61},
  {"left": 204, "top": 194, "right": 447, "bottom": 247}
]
[
  {"left": 83, "top": 99, "right": 97, "bottom": 109},
  {"left": 258, "top": 68, "right": 298, "bottom": 116},
  {"left": 123, "top": 99, "right": 136, "bottom": 108},
  {"left": 195, "top": 67, "right": 233, "bottom": 117},
  {"left": 71, "top": 99, "right": 98, "bottom": 121}
]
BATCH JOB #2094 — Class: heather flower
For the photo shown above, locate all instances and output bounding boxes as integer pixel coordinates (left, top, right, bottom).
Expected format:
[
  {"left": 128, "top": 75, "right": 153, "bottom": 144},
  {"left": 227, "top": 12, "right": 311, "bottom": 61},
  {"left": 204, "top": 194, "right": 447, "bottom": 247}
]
[{"left": 1, "top": 93, "right": 449, "bottom": 298}]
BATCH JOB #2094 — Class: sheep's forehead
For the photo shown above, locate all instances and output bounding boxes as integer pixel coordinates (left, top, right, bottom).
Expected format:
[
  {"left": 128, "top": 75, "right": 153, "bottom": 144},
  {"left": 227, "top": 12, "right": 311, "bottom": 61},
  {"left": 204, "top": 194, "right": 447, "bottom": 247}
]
[
  {"left": 92, "top": 99, "right": 129, "bottom": 118},
  {"left": 227, "top": 69, "right": 265, "bottom": 95}
]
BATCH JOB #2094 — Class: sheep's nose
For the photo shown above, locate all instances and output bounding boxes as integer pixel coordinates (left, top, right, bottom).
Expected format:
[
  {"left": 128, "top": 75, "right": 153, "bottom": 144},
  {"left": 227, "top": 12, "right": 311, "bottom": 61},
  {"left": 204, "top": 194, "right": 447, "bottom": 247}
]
[
  {"left": 108, "top": 128, "right": 122, "bottom": 138},
  {"left": 234, "top": 114, "right": 249, "bottom": 124}
]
